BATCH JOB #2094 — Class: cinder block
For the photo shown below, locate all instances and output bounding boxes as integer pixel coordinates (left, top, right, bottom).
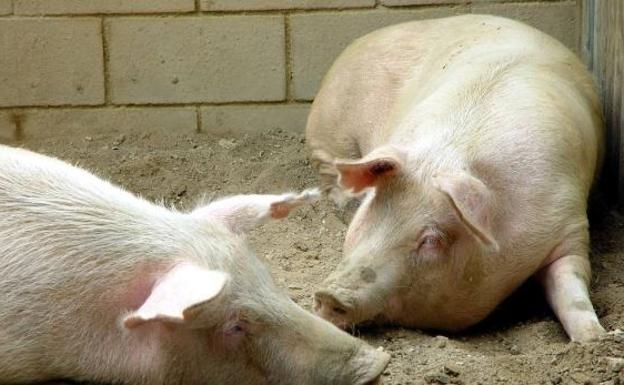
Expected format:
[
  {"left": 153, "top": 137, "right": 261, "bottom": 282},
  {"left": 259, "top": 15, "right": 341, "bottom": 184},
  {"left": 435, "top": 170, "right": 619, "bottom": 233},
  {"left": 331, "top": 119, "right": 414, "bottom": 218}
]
[
  {"left": 0, "top": 0, "right": 12, "bottom": 15},
  {"left": 0, "top": 19, "right": 104, "bottom": 107},
  {"left": 200, "top": 104, "right": 310, "bottom": 136},
  {"left": 107, "top": 16, "right": 286, "bottom": 104},
  {"left": 290, "top": 7, "right": 468, "bottom": 100},
  {"left": 14, "top": 0, "right": 194, "bottom": 15},
  {"left": 0, "top": 107, "right": 197, "bottom": 141},
  {"left": 201, "top": 0, "right": 374, "bottom": 11},
  {"left": 470, "top": 0, "right": 545, "bottom": 2},
  {"left": 382, "top": 0, "right": 466, "bottom": 5},
  {"left": 472, "top": 1, "right": 579, "bottom": 51}
]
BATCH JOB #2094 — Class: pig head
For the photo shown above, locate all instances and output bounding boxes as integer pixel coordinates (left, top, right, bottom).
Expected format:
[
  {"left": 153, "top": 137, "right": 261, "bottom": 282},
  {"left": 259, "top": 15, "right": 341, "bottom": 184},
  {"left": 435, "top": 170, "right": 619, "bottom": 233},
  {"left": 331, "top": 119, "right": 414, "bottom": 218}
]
[
  {"left": 114, "top": 191, "right": 391, "bottom": 385},
  {"left": 314, "top": 149, "right": 503, "bottom": 331}
]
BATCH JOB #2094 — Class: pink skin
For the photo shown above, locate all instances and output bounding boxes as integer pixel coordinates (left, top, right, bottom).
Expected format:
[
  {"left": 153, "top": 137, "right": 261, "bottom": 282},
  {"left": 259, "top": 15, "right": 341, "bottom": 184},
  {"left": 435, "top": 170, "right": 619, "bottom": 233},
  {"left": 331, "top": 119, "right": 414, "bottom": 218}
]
[
  {"left": 315, "top": 169, "right": 502, "bottom": 331},
  {"left": 536, "top": 247, "right": 605, "bottom": 342},
  {"left": 0, "top": 144, "right": 389, "bottom": 385},
  {"left": 315, "top": 157, "right": 603, "bottom": 341},
  {"left": 307, "top": 15, "right": 604, "bottom": 341},
  {"left": 118, "top": 265, "right": 165, "bottom": 311},
  {"left": 113, "top": 193, "right": 391, "bottom": 385}
]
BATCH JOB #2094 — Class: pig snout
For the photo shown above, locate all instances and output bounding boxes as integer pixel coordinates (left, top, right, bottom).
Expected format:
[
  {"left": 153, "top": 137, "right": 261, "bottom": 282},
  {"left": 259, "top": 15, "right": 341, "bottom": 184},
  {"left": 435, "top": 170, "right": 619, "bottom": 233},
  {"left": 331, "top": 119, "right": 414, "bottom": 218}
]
[
  {"left": 292, "top": 302, "right": 389, "bottom": 385},
  {"left": 314, "top": 263, "right": 395, "bottom": 329},
  {"left": 314, "top": 281, "right": 387, "bottom": 331},
  {"left": 314, "top": 289, "right": 357, "bottom": 330}
]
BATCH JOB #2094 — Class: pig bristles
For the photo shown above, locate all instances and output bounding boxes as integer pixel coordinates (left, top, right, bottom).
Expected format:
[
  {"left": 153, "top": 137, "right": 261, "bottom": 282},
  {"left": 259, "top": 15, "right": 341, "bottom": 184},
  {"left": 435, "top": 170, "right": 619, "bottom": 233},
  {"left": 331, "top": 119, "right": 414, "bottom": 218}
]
[{"left": 0, "top": 146, "right": 391, "bottom": 384}]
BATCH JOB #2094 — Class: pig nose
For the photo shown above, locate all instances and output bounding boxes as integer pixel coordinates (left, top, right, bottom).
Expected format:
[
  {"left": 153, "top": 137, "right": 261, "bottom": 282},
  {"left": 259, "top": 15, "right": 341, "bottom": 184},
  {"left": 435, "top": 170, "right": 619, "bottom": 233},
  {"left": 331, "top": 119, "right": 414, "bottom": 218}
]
[{"left": 313, "top": 290, "right": 354, "bottom": 328}]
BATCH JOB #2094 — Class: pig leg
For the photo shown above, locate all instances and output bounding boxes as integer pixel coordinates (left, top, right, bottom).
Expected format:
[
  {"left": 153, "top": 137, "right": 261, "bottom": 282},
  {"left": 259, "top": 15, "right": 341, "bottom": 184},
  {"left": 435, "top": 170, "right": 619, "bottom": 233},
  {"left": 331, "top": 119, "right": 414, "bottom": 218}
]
[{"left": 536, "top": 254, "right": 605, "bottom": 342}]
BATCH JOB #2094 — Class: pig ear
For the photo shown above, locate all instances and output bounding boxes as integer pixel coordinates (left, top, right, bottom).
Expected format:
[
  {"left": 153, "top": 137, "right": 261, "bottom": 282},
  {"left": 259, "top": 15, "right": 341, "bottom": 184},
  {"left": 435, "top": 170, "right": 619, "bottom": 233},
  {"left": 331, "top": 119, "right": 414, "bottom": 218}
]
[
  {"left": 123, "top": 263, "right": 229, "bottom": 329},
  {"left": 335, "top": 148, "right": 404, "bottom": 194},
  {"left": 433, "top": 172, "right": 499, "bottom": 252},
  {"left": 192, "top": 188, "right": 320, "bottom": 234}
]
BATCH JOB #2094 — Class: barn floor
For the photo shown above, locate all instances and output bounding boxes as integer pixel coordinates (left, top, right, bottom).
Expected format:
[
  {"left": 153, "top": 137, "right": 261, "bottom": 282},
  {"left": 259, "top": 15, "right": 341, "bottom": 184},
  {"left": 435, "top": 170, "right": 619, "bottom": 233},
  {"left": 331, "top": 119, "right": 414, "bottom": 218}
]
[{"left": 8, "top": 125, "right": 624, "bottom": 385}]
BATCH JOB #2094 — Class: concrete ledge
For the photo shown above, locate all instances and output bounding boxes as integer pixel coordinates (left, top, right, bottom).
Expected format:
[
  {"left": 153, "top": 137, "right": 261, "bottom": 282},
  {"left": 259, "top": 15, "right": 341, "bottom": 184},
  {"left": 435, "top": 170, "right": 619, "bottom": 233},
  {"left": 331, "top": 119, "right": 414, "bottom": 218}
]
[
  {"left": 201, "top": 104, "right": 310, "bottom": 136},
  {"left": 0, "top": 107, "right": 197, "bottom": 141}
]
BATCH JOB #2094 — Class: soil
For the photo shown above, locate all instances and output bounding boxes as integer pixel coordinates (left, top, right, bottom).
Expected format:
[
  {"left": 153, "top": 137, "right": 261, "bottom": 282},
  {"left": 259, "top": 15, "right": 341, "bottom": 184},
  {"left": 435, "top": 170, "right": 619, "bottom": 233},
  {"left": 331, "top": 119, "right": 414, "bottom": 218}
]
[{"left": 2, "top": 123, "right": 623, "bottom": 385}]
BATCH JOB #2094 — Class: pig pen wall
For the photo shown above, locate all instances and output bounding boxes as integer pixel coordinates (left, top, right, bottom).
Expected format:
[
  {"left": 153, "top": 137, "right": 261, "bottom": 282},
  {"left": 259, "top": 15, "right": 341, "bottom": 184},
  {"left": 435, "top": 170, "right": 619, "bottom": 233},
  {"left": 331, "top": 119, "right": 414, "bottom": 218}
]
[
  {"left": 582, "top": 1, "right": 624, "bottom": 208},
  {"left": 0, "top": 0, "right": 580, "bottom": 139}
]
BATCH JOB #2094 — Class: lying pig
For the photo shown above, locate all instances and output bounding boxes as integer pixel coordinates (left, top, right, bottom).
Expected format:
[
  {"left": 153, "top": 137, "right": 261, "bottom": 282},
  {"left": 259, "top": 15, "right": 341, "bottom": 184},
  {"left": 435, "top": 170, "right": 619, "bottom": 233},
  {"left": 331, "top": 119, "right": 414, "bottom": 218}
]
[
  {"left": 307, "top": 14, "right": 604, "bottom": 342},
  {"left": 0, "top": 145, "right": 389, "bottom": 385}
]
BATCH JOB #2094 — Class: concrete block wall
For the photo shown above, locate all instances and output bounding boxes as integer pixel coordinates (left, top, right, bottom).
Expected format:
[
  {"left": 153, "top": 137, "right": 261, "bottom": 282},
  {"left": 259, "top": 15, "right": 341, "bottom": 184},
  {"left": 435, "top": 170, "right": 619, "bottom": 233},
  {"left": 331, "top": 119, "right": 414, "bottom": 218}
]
[{"left": 0, "top": 0, "right": 580, "bottom": 139}]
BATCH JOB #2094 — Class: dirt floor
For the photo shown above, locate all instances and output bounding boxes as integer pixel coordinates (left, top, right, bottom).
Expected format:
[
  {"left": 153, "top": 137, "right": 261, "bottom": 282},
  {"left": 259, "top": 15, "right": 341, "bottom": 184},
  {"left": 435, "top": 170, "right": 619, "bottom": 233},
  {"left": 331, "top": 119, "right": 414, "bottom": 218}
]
[{"left": 2, "top": 121, "right": 623, "bottom": 385}]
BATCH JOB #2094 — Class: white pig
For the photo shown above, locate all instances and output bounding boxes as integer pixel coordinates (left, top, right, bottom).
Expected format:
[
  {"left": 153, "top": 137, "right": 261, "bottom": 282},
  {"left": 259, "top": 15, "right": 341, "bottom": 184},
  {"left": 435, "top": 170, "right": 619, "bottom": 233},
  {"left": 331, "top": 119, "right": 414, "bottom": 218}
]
[
  {"left": 0, "top": 145, "right": 390, "bottom": 385},
  {"left": 307, "top": 15, "right": 605, "bottom": 342}
]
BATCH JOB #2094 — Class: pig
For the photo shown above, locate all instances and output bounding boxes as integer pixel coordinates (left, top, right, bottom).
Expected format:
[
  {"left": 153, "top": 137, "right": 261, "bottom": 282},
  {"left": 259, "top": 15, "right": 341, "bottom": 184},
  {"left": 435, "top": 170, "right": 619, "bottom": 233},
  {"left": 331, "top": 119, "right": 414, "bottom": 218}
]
[
  {"left": 307, "top": 14, "right": 605, "bottom": 342},
  {"left": 0, "top": 144, "right": 390, "bottom": 385}
]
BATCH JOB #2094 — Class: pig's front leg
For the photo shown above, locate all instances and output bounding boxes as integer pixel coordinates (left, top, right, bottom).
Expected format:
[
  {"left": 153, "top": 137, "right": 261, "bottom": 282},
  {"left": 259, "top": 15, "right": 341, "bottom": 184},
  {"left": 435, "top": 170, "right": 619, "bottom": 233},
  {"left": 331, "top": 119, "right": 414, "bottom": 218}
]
[{"left": 536, "top": 254, "right": 605, "bottom": 342}]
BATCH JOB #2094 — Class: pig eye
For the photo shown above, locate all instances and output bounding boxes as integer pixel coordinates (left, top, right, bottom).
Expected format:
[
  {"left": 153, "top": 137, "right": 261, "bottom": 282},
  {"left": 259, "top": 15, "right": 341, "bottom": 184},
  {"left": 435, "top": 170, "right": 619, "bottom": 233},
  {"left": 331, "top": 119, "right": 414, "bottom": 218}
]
[
  {"left": 420, "top": 235, "right": 442, "bottom": 249},
  {"left": 219, "top": 321, "right": 250, "bottom": 350},
  {"left": 412, "top": 232, "right": 445, "bottom": 258},
  {"left": 225, "top": 322, "right": 246, "bottom": 336}
]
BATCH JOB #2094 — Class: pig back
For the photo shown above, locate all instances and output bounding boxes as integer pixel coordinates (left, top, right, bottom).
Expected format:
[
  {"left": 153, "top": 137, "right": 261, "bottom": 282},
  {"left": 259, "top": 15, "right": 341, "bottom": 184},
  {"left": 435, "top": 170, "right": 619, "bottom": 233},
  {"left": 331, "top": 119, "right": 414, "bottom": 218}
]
[
  {"left": 0, "top": 145, "right": 184, "bottom": 379},
  {"left": 390, "top": 16, "right": 602, "bottom": 265},
  {"left": 392, "top": 16, "right": 603, "bottom": 299},
  {"left": 308, "top": 14, "right": 603, "bottom": 182}
]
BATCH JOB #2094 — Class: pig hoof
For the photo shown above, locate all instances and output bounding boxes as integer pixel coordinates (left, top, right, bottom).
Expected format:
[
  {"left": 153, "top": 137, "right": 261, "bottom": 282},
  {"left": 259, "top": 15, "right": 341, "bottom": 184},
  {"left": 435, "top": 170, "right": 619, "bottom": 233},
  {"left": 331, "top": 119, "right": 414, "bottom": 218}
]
[{"left": 570, "top": 322, "right": 606, "bottom": 343}]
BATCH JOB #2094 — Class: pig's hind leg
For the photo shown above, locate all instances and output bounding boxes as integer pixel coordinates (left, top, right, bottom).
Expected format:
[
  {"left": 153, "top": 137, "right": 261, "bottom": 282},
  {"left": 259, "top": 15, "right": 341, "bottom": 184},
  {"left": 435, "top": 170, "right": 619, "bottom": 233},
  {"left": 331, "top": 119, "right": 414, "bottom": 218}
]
[{"left": 536, "top": 253, "right": 605, "bottom": 342}]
